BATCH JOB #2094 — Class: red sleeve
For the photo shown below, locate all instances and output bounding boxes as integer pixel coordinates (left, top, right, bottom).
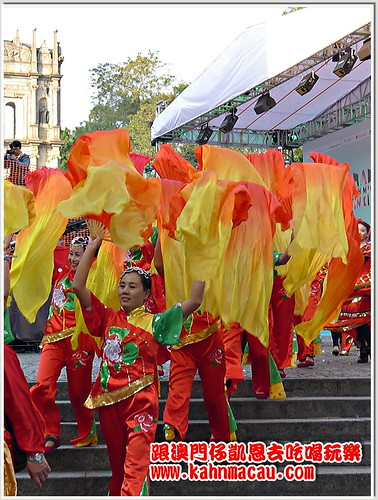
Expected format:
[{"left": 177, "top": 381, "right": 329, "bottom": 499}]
[
  {"left": 81, "top": 292, "right": 110, "bottom": 337},
  {"left": 3, "top": 343, "right": 45, "bottom": 455},
  {"left": 52, "top": 246, "right": 70, "bottom": 283}
]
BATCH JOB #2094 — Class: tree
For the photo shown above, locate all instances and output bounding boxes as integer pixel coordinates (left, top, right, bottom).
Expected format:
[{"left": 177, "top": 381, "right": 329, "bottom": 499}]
[
  {"left": 60, "top": 51, "right": 183, "bottom": 170},
  {"left": 88, "top": 50, "right": 176, "bottom": 130}
]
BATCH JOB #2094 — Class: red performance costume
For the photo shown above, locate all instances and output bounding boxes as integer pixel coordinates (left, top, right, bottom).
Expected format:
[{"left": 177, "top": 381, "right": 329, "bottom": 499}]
[
  {"left": 269, "top": 251, "right": 295, "bottom": 375},
  {"left": 81, "top": 293, "right": 184, "bottom": 496},
  {"left": 163, "top": 311, "right": 231, "bottom": 442},
  {"left": 4, "top": 343, "right": 46, "bottom": 494},
  {"left": 326, "top": 241, "right": 371, "bottom": 353},
  {"left": 30, "top": 263, "right": 97, "bottom": 448}
]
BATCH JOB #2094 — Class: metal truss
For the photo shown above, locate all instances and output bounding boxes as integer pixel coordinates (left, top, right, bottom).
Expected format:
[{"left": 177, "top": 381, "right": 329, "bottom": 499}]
[
  {"left": 155, "top": 127, "right": 282, "bottom": 149},
  {"left": 154, "top": 23, "right": 370, "bottom": 144},
  {"left": 157, "top": 77, "right": 371, "bottom": 152},
  {"left": 283, "top": 77, "right": 371, "bottom": 147}
]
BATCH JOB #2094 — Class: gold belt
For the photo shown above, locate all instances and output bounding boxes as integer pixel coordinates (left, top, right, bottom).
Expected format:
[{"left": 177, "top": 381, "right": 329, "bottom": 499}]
[{"left": 39, "top": 327, "right": 75, "bottom": 347}]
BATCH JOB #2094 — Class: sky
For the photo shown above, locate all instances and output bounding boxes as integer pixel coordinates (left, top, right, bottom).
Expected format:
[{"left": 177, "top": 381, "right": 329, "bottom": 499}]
[{"left": 2, "top": 3, "right": 290, "bottom": 130}]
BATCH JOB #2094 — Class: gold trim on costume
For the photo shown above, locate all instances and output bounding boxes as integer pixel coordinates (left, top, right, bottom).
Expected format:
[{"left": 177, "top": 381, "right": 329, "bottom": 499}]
[
  {"left": 39, "top": 327, "right": 75, "bottom": 347},
  {"left": 172, "top": 322, "right": 219, "bottom": 349},
  {"left": 84, "top": 373, "right": 154, "bottom": 409}
]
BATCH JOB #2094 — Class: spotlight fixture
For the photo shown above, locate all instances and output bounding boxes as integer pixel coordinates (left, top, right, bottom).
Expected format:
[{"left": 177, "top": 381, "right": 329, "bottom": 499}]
[
  {"left": 295, "top": 71, "right": 319, "bottom": 95},
  {"left": 333, "top": 48, "right": 357, "bottom": 77},
  {"left": 254, "top": 93, "right": 276, "bottom": 115},
  {"left": 219, "top": 109, "right": 239, "bottom": 133},
  {"left": 196, "top": 126, "right": 213, "bottom": 145},
  {"left": 357, "top": 38, "right": 371, "bottom": 61}
]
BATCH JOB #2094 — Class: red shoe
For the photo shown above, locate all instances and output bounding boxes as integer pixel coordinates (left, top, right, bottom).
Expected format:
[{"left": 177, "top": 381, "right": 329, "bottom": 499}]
[
  {"left": 279, "top": 369, "right": 286, "bottom": 378},
  {"left": 297, "top": 359, "right": 308, "bottom": 368},
  {"left": 306, "top": 356, "right": 315, "bottom": 367},
  {"left": 45, "top": 436, "right": 61, "bottom": 453},
  {"left": 255, "top": 392, "right": 268, "bottom": 399}
]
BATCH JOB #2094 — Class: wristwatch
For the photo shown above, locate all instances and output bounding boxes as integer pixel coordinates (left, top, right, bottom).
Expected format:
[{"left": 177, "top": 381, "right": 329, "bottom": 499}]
[{"left": 27, "top": 452, "right": 45, "bottom": 463}]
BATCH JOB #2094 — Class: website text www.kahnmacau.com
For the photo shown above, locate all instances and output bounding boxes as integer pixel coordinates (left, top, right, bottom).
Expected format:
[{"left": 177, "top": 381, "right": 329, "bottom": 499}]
[{"left": 149, "top": 440, "right": 362, "bottom": 482}]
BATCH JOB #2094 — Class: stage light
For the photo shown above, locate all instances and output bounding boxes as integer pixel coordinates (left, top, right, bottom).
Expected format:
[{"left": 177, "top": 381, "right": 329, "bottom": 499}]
[
  {"left": 333, "top": 48, "right": 357, "bottom": 77},
  {"left": 196, "top": 126, "right": 213, "bottom": 145},
  {"left": 357, "top": 38, "right": 371, "bottom": 61},
  {"left": 254, "top": 93, "right": 276, "bottom": 115},
  {"left": 295, "top": 71, "right": 319, "bottom": 95},
  {"left": 219, "top": 109, "right": 239, "bottom": 133}
]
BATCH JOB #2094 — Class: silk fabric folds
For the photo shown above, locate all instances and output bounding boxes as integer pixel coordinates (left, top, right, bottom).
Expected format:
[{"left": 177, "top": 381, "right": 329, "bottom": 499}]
[{"left": 5, "top": 129, "right": 362, "bottom": 350}]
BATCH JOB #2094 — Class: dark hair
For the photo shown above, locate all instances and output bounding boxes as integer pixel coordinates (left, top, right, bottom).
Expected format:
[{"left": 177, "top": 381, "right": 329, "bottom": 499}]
[
  {"left": 12, "top": 140, "right": 21, "bottom": 148},
  {"left": 119, "top": 267, "right": 151, "bottom": 292},
  {"left": 357, "top": 219, "right": 371, "bottom": 232}
]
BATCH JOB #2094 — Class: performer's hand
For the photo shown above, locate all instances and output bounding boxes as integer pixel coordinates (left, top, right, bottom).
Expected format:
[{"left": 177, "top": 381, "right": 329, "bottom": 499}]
[
  {"left": 88, "top": 234, "right": 102, "bottom": 251},
  {"left": 26, "top": 457, "right": 51, "bottom": 488},
  {"left": 3, "top": 234, "right": 13, "bottom": 254}
]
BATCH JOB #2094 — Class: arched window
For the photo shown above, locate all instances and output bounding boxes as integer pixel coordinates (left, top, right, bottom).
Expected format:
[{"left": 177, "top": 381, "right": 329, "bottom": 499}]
[{"left": 4, "top": 102, "right": 16, "bottom": 139}]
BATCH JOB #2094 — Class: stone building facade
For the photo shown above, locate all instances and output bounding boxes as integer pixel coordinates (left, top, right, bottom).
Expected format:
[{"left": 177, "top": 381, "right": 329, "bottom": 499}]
[{"left": 3, "top": 29, "right": 64, "bottom": 169}]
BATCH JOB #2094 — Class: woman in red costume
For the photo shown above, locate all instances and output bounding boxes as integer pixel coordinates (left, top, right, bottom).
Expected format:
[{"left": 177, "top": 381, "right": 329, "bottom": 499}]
[
  {"left": 326, "top": 220, "right": 371, "bottom": 363},
  {"left": 30, "top": 236, "right": 98, "bottom": 452},
  {"left": 72, "top": 235, "right": 205, "bottom": 496}
]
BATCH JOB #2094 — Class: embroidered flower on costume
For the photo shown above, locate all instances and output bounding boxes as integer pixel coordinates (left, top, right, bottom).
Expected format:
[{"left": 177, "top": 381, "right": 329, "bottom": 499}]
[
  {"left": 72, "top": 350, "right": 91, "bottom": 368},
  {"left": 209, "top": 348, "right": 224, "bottom": 366},
  {"left": 103, "top": 335, "right": 122, "bottom": 365},
  {"left": 133, "top": 412, "right": 157, "bottom": 432},
  {"left": 52, "top": 285, "right": 66, "bottom": 308}
]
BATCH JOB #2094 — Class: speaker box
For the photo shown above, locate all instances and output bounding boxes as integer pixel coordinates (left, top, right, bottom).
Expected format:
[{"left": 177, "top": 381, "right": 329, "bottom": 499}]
[
  {"left": 357, "top": 39, "right": 371, "bottom": 61},
  {"left": 254, "top": 94, "right": 277, "bottom": 115}
]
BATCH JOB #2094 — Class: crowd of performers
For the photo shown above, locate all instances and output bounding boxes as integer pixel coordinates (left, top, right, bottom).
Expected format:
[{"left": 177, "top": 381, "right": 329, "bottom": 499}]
[{"left": 4, "top": 129, "right": 371, "bottom": 496}]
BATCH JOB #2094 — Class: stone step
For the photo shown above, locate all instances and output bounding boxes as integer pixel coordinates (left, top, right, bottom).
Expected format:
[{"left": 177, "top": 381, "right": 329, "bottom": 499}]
[
  {"left": 56, "top": 396, "right": 371, "bottom": 422},
  {"left": 59, "top": 417, "right": 370, "bottom": 446},
  {"left": 40, "top": 440, "right": 372, "bottom": 471},
  {"left": 15, "top": 465, "right": 371, "bottom": 496},
  {"left": 30, "top": 376, "right": 371, "bottom": 399}
]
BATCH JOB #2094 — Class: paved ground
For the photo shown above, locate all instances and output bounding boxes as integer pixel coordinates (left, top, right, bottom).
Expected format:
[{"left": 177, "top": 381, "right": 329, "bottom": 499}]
[{"left": 15, "top": 332, "right": 371, "bottom": 383}]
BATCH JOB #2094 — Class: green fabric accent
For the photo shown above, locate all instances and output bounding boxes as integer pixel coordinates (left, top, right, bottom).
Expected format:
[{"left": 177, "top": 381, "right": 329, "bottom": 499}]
[
  {"left": 131, "top": 247, "right": 143, "bottom": 263},
  {"left": 88, "top": 419, "right": 96, "bottom": 437},
  {"left": 122, "top": 341, "right": 139, "bottom": 365},
  {"left": 65, "top": 291, "right": 76, "bottom": 311},
  {"left": 150, "top": 227, "right": 158, "bottom": 247},
  {"left": 109, "top": 326, "right": 130, "bottom": 341},
  {"left": 152, "top": 305, "right": 183, "bottom": 345},
  {"left": 4, "top": 307, "right": 14, "bottom": 344},
  {"left": 48, "top": 304, "right": 53, "bottom": 320},
  {"left": 313, "top": 331, "right": 322, "bottom": 344},
  {"left": 227, "top": 400, "right": 238, "bottom": 434},
  {"left": 183, "top": 313, "right": 194, "bottom": 333},
  {"left": 243, "top": 342, "right": 249, "bottom": 355},
  {"left": 100, "top": 361, "right": 110, "bottom": 392},
  {"left": 273, "top": 250, "right": 283, "bottom": 278},
  {"left": 292, "top": 330, "right": 298, "bottom": 354},
  {"left": 139, "top": 477, "right": 149, "bottom": 496},
  {"left": 273, "top": 250, "right": 283, "bottom": 266},
  {"left": 269, "top": 352, "right": 282, "bottom": 386}
]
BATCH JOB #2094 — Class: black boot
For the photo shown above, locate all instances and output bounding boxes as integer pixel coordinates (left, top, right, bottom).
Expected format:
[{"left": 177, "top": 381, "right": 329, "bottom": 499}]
[{"left": 357, "top": 345, "right": 369, "bottom": 363}]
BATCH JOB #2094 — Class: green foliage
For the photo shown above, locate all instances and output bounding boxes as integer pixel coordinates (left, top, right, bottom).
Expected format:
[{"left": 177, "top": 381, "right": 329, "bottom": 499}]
[
  {"left": 59, "top": 128, "right": 76, "bottom": 170},
  {"left": 88, "top": 50, "right": 176, "bottom": 130},
  {"left": 60, "top": 51, "right": 187, "bottom": 171}
]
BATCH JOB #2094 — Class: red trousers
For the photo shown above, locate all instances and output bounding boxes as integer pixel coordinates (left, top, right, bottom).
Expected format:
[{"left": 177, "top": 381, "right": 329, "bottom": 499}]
[
  {"left": 297, "top": 335, "right": 315, "bottom": 359},
  {"left": 269, "top": 276, "right": 294, "bottom": 370},
  {"left": 98, "top": 384, "right": 158, "bottom": 496},
  {"left": 223, "top": 324, "right": 270, "bottom": 398},
  {"left": 163, "top": 329, "right": 230, "bottom": 442},
  {"left": 30, "top": 335, "right": 95, "bottom": 445}
]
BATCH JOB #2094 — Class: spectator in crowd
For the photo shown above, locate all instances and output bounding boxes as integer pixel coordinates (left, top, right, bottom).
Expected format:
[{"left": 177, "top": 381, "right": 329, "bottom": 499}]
[{"left": 5, "top": 140, "right": 30, "bottom": 165}]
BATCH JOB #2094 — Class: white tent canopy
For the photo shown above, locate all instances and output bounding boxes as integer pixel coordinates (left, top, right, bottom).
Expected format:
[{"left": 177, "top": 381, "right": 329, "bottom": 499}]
[{"left": 151, "top": 5, "right": 372, "bottom": 141}]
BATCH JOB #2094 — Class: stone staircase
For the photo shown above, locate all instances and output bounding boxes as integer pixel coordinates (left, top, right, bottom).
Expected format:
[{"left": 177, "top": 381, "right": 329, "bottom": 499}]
[{"left": 17, "top": 376, "right": 371, "bottom": 496}]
